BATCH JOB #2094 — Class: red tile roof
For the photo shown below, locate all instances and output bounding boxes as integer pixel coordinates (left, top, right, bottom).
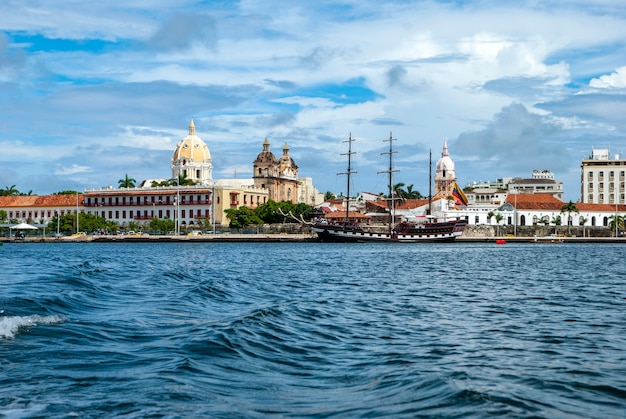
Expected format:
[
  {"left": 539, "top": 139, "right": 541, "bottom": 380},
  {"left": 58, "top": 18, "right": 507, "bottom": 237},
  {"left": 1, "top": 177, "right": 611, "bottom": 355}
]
[
  {"left": 0, "top": 194, "right": 84, "bottom": 207},
  {"left": 505, "top": 194, "right": 626, "bottom": 212}
]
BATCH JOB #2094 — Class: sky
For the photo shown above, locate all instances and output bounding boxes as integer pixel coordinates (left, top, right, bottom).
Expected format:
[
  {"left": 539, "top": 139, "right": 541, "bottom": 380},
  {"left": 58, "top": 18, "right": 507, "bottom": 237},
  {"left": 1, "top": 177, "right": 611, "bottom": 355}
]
[{"left": 1, "top": 0, "right": 625, "bottom": 202}]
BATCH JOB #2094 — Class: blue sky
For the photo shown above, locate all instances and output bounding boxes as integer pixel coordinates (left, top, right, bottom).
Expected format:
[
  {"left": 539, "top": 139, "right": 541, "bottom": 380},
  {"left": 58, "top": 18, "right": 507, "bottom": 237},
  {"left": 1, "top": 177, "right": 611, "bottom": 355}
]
[{"left": 1, "top": 0, "right": 625, "bottom": 201}]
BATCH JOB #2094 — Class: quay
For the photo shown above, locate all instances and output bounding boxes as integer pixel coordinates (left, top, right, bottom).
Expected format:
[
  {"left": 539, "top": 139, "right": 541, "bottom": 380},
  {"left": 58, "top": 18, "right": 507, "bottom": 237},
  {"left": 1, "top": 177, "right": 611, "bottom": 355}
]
[{"left": 1, "top": 233, "right": 625, "bottom": 244}]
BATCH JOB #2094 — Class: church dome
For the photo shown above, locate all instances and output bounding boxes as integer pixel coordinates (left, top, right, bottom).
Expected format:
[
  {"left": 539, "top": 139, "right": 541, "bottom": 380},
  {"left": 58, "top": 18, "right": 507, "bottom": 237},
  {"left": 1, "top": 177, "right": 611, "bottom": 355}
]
[
  {"left": 172, "top": 120, "right": 211, "bottom": 162},
  {"left": 436, "top": 139, "right": 455, "bottom": 175},
  {"left": 171, "top": 120, "right": 213, "bottom": 183},
  {"left": 254, "top": 138, "right": 278, "bottom": 164}
]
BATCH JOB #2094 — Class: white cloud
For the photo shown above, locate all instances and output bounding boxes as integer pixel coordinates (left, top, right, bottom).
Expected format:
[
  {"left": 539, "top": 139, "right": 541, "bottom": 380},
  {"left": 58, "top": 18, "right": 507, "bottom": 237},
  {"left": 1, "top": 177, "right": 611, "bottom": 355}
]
[
  {"left": 54, "top": 164, "right": 91, "bottom": 175},
  {"left": 589, "top": 66, "right": 626, "bottom": 88}
]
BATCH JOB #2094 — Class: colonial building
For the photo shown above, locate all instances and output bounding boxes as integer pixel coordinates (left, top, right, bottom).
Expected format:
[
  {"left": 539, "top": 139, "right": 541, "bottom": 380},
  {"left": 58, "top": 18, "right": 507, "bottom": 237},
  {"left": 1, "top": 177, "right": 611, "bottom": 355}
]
[
  {"left": 581, "top": 147, "right": 625, "bottom": 204},
  {"left": 1, "top": 121, "right": 321, "bottom": 231},
  {"left": 253, "top": 139, "right": 300, "bottom": 203},
  {"left": 0, "top": 194, "right": 83, "bottom": 225}
]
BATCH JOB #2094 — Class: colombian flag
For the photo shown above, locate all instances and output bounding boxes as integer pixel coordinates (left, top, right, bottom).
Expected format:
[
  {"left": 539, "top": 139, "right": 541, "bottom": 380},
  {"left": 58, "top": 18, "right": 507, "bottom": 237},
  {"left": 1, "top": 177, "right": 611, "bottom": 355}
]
[{"left": 452, "top": 182, "right": 468, "bottom": 206}]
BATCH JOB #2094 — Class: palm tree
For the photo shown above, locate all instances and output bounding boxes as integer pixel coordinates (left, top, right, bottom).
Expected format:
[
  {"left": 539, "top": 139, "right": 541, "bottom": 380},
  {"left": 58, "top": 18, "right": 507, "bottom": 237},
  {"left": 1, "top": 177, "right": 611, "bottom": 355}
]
[
  {"left": 405, "top": 184, "right": 422, "bottom": 199},
  {"left": 392, "top": 182, "right": 408, "bottom": 200},
  {"left": 551, "top": 215, "right": 562, "bottom": 236},
  {"left": 579, "top": 216, "right": 588, "bottom": 238},
  {"left": 324, "top": 191, "right": 336, "bottom": 201},
  {"left": 118, "top": 174, "right": 136, "bottom": 188},
  {"left": 560, "top": 201, "right": 579, "bottom": 236},
  {"left": 487, "top": 211, "right": 495, "bottom": 225},
  {"left": 2, "top": 185, "right": 19, "bottom": 196},
  {"left": 609, "top": 214, "right": 625, "bottom": 236},
  {"left": 495, "top": 213, "right": 503, "bottom": 236}
]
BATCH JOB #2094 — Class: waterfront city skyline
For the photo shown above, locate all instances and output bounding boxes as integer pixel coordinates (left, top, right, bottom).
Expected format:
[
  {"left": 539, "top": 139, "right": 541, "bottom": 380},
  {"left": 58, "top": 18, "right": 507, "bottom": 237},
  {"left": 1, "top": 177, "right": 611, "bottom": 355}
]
[{"left": 0, "top": 1, "right": 625, "bottom": 201}]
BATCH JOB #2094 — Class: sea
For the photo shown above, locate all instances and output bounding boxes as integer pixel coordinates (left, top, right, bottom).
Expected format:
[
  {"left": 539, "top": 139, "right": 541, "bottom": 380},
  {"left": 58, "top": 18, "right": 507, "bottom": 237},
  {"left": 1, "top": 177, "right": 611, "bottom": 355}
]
[{"left": 1, "top": 241, "right": 625, "bottom": 418}]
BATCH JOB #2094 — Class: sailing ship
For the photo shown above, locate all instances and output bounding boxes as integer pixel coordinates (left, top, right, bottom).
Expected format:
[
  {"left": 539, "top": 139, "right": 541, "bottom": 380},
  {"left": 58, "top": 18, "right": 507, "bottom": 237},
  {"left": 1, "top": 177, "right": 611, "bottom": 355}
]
[{"left": 312, "top": 134, "right": 467, "bottom": 242}]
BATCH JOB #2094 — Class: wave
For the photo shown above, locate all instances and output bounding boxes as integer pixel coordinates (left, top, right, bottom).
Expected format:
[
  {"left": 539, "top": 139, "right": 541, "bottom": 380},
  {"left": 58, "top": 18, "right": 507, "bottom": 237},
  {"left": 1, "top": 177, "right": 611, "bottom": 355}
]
[{"left": 0, "top": 314, "right": 66, "bottom": 339}]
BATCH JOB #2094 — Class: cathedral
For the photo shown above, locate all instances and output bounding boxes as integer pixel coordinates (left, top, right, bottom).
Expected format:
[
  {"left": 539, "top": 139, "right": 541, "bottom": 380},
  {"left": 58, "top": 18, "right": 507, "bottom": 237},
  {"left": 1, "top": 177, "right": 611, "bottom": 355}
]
[
  {"left": 434, "top": 139, "right": 467, "bottom": 206},
  {"left": 253, "top": 138, "right": 300, "bottom": 203}
]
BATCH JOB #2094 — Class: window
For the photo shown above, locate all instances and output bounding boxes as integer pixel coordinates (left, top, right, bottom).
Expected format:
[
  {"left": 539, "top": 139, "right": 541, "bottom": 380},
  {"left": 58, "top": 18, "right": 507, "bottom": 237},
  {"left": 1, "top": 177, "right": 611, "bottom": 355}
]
[
  {"left": 588, "top": 182, "right": 593, "bottom": 190},
  {"left": 474, "top": 216, "right": 479, "bottom": 224},
  {"left": 599, "top": 182, "right": 604, "bottom": 191},
  {"left": 532, "top": 215, "right": 538, "bottom": 225},
  {"left": 588, "top": 172, "right": 593, "bottom": 179}
]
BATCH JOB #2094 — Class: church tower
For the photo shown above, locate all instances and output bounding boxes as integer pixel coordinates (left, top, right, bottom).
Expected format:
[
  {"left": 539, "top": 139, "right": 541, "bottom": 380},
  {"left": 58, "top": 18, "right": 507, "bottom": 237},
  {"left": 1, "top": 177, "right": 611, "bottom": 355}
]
[
  {"left": 434, "top": 139, "right": 456, "bottom": 197},
  {"left": 253, "top": 138, "right": 299, "bottom": 203},
  {"left": 171, "top": 120, "right": 213, "bottom": 184}
]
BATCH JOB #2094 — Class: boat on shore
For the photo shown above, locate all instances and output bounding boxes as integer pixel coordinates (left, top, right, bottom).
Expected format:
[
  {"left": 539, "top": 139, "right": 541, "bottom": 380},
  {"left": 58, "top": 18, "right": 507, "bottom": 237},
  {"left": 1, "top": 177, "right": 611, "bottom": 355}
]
[{"left": 312, "top": 134, "right": 467, "bottom": 243}]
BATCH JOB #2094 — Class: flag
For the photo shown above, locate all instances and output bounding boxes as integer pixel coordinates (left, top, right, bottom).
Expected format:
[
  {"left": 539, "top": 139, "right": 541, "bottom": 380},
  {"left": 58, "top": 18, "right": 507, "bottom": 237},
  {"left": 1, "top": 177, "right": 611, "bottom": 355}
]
[{"left": 452, "top": 182, "right": 468, "bottom": 206}]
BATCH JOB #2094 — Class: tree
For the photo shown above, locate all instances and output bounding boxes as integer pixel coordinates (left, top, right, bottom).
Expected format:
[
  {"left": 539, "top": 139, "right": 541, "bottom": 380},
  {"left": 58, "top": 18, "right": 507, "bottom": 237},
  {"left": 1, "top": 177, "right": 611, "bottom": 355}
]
[
  {"left": 551, "top": 215, "right": 562, "bottom": 235},
  {"left": 118, "top": 174, "right": 136, "bottom": 188},
  {"left": 225, "top": 206, "right": 263, "bottom": 228},
  {"left": 560, "top": 201, "right": 579, "bottom": 235},
  {"left": 0, "top": 210, "right": 7, "bottom": 222},
  {"left": 171, "top": 173, "right": 196, "bottom": 186},
  {"left": 392, "top": 182, "right": 407, "bottom": 200},
  {"left": 148, "top": 217, "right": 175, "bottom": 234},
  {"left": 1, "top": 185, "right": 19, "bottom": 196},
  {"left": 579, "top": 216, "right": 588, "bottom": 238},
  {"left": 324, "top": 191, "right": 336, "bottom": 201},
  {"left": 495, "top": 213, "right": 503, "bottom": 236},
  {"left": 53, "top": 190, "right": 78, "bottom": 195},
  {"left": 609, "top": 214, "right": 625, "bottom": 236},
  {"left": 405, "top": 184, "right": 423, "bottom": 199},
  {"left": 487, "top": 211, "right": 495, "bottom": 225}
]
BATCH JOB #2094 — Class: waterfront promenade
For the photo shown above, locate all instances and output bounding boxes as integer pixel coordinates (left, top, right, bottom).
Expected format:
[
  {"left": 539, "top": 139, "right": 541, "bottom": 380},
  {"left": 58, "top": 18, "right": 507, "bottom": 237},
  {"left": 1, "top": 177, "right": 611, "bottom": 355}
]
[{"left": 2, "top": 233, "right": 625, "bottom": 244}]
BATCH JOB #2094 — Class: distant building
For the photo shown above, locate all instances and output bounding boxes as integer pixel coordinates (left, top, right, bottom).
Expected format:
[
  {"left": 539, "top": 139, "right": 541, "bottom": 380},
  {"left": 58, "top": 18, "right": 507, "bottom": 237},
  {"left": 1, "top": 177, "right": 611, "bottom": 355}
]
[
  {"left": 0, "top": 121, "right": 322, "bottom": 230},
  {"left": 509, "top": 170, "right": 563, "bottom": 200},
  {"left": 466, "top": 170, "right": 563, "bottom": 201},
  {"left": 581, "top": 147, "right": 626, "bottom": 204},
  {"left": 171, "top": 119, "right": 213, "bottom": 184},
  {"left": 253, "top": 139, "right": 300, "bottom": 203}
]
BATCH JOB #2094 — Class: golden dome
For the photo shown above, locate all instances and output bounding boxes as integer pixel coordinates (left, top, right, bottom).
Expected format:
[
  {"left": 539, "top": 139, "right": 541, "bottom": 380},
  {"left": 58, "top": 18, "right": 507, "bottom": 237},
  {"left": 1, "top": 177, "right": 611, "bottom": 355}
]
[{"left": 172, "top": 120, "right": 211, "bottom": 163}]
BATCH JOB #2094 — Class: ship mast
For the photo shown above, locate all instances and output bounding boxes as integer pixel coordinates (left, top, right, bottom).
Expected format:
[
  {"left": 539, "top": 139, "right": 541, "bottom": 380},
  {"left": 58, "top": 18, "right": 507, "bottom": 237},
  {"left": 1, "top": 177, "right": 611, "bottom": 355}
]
[
  {"left": 428, "top": 149, "right": 432, "bottom": 216},
  {"left": 338, "top": 134, "right": 356, "bottom": 224},
  {"left": 379, "top": 133, "right": 398, "bottom": 234}
]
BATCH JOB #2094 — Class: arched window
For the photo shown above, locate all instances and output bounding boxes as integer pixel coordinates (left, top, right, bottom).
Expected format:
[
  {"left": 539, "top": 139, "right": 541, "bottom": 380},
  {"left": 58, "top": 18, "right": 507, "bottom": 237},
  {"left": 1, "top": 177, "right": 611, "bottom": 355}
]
[
  {"left": 520, "top": 215, "right": 526, "bottom": 226},
  {"left": 532, "top": 215, "right": 538, "bottom": 225},
  {"left": 603, "top": 217, "right": 608, "bottom": 226},
  {"left": 591, "top": 216, "right": 596, "bottom": 226},
  {"left": 579, "top": 216, "right": 585, "bottom": 225}
]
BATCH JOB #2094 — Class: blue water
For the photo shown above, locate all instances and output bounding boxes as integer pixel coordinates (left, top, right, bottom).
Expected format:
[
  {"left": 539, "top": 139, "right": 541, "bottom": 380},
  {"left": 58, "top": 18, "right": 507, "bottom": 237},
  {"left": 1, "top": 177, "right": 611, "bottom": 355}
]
[{"left": 1, "top": 242, "right": 625, "bottom": 418}]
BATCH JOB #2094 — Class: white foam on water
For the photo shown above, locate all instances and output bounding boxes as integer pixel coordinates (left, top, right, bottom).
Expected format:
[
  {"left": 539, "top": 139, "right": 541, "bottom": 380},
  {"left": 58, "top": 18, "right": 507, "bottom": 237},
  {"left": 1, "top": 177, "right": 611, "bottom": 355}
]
[{"left": 0, "top": 314, "right": 66, "bottom": 339}]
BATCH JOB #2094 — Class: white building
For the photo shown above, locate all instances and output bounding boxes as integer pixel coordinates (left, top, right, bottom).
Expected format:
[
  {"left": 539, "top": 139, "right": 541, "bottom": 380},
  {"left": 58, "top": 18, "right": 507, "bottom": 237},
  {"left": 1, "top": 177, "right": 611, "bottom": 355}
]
[{"left": 581, "top": 147, "right": 626, "bottom": 204}]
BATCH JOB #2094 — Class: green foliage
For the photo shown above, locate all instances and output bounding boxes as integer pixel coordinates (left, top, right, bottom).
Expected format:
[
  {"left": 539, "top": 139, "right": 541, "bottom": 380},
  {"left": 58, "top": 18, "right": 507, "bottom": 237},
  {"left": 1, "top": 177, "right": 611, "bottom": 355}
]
[
  {"left": 0, "top": 185, "right": 34, "bottom": 196},
  {"left": 324, "top": 191, "right": 336, "bottom": 200},
  {"left": 223, "top": 200, "right": 313, "bottom": 228},
  {"left": 225, "top": 207, "right": 263, "bottom": 229},
  {"left": 609, "top": 214, "right": 625, "bottom": 231},
  {"left": 53, "top": 190, "right": 79, "bottom": 195},
  {"left": 0, "top": 210, "right": 7, "bottom": 222},
  {"left": 47, "top": 212, "right": 118, "bottom": 234},
  {"left": 118, "top": 174, "right": 136, "bottom": 188},
  {"left": 151, "top": 180, "right": 172, "bottom": 187},
  {"left": 148, "top": 217, "right": 175, "bottom": 234}
]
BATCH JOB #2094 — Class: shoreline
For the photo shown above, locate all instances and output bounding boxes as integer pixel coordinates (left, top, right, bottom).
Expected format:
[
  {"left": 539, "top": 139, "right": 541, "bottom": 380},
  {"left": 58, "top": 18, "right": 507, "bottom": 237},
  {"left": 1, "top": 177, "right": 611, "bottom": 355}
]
[{"left": 2, "top": 234, "right": 626, "bottom": 244}]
